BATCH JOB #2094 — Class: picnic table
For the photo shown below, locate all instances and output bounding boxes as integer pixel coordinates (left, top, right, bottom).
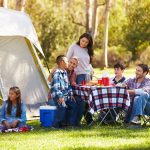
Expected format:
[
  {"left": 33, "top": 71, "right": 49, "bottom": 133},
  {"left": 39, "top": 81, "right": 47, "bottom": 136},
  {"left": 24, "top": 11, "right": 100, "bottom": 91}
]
[{"left": 72, "top": 85, "right": 130, "bottom": 113}]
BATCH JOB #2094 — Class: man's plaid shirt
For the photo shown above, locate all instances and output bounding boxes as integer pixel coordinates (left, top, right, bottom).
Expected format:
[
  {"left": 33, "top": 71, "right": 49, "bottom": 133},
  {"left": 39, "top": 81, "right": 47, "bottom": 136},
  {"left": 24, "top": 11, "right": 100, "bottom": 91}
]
[
  {"left": 125, "top": 77, "right": 150, "bottom": 94},
  {"left": 49, "top": 68, "right": 73, "bottom": 100}
]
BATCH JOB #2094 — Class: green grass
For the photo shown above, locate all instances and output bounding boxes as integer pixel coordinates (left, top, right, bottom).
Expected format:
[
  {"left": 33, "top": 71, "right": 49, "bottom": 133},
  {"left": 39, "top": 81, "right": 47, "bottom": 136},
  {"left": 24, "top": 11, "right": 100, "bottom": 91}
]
[
  {"left": 1, "top": 68, "right": 149, "bottom": 150},
  {"left": 0, "top": 120, "right": 150, "bottom": 150}
]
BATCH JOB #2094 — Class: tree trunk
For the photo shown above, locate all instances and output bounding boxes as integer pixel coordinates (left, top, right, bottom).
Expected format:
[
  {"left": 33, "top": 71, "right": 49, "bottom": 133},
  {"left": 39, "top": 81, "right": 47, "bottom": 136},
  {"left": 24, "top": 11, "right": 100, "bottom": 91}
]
[
  {"left": 66, "top": 0, "right": 73, "bottom": 7},
  {"left": 0, "top": 0, "right": 3, "bottom": 7},
  {"left": 3, "top": 0, "right": 7, "bottom": 8},
  {"left": 86, "top": 0, "right": 100, "bottom": 40},
  {"left": 89, "top": 0, "right": 93, "bottom": 32},
  {"left": 123, "top": 0, "right": 130, "bottom": 14},
  {"left": 85, "top": 0, "right": 90, "bottom": 32},
  {"left": 16, "top": 0, "right": 26, "bottom": 11},
  {"left": 103, "top": 0, "right": 111, "bottom": 68},
  {"left": 94, "top": 6, "right": 105, "bottom": 40},
  {"left": 91, "top": 0, "right": 97, "bottom": 38}
]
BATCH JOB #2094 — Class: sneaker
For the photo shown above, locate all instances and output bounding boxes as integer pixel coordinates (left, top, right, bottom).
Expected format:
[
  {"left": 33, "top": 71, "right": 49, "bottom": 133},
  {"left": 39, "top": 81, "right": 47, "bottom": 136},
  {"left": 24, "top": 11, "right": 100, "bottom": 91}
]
[
  {"left": 116, "top": 110, "right": 127, "bottom": 123},
  {"left": 131, "top": 116, "right": 141, "bottom": 124}
]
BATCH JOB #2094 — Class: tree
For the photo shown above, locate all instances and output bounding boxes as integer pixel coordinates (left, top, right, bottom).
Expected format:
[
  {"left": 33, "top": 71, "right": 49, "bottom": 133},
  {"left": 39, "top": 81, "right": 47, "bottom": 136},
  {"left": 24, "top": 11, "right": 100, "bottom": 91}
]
[
  {"left": 91, "top": 0, "right": 97, "bottom": 38},
  {"left": 103, "top": 0, "right": 112, "bottom": 67},
  {"left": 124, "top": 0, "right": 150, "bottom": 59},
  {"left": 16, "top": 0, "right": 26, "bottom": 11},
  {"left": 0, "top": 0, "right": 7, "bottom": 8},
  {"left": 25, "top": 0, "right": 84, "bottom": 66},
  {"left": 3, "top": 0, "right": 7, "bottom": 7},
  {"left": 0, "top": 0, "right": 3, "bottom": 6},
  {"left": 85, "top": 0, "right": 90, "bottom": 32},
  {"left": 85, "top": 0, "right": 107, "bottom": 41}
]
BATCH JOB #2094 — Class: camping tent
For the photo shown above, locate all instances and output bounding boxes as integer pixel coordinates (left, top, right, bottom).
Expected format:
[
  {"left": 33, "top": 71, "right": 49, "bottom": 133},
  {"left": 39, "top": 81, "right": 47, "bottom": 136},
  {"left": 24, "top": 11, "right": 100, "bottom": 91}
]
[{"left": 0, "top": 7, "right": 48, "bottom": 118}]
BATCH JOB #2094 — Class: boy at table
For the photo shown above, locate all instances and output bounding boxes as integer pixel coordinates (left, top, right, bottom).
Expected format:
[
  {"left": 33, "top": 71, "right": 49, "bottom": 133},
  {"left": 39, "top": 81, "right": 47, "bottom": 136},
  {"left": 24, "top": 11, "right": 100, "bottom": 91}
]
[
  {"left": 111, "top": 62, "right": 126, "bottom": 85},
  {"left": 49, "top": 55, "right": 77, "bottom": 128},
  {"left": 99, "top": 62, "right": 127, "bottom": 124}
]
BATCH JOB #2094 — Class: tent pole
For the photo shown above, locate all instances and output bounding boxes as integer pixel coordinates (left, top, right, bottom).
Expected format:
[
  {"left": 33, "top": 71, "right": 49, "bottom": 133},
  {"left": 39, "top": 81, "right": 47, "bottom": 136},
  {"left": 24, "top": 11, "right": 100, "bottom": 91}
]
[{"left": 44, "top": 57, "right": 51, "bottom": 74}]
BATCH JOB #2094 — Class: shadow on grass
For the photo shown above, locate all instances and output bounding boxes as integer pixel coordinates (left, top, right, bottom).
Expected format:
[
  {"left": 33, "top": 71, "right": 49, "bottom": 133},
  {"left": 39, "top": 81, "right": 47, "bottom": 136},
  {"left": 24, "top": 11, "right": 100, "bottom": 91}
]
[
  {"left": 60, "top": 146, "right": 150, "bottom": 150},
  {"left": 26, "top": 120, "right": 150, "bottom": 139}
]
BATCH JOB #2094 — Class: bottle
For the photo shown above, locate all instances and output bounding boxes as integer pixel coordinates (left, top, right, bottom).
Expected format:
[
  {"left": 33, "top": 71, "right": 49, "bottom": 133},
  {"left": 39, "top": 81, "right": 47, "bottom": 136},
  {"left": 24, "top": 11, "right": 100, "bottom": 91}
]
[
  {"left": 102, "top": 71, "right": 110, "bottom": 86},
  {"left": 62, "top": 101, "right": 67, "bottom": 108},
  {"left": 85, "top": 68, "right": 91, "bottom": 84}
]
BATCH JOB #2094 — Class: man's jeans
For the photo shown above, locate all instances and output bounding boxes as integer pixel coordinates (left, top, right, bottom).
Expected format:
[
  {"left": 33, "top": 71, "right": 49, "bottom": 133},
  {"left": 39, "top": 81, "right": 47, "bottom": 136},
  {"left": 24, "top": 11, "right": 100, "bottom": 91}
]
[
  {"left": 145, "top": 100, "right": 150, "bottom": 115},
  {"left": 130, "top": 92, "right": 150, "bottom": 121},
  {"left": 52, "top": 98, "right": 77, "bottom": 128},
  {"left": 66, "top": 99, "right": 77, "bottom": 126}
]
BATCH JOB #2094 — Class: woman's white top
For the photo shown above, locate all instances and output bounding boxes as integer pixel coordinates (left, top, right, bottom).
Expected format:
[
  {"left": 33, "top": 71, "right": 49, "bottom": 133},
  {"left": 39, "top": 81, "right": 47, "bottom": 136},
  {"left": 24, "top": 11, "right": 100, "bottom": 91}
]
[{"left": 66, "top": 43, "right": 93, "bottom": 75}]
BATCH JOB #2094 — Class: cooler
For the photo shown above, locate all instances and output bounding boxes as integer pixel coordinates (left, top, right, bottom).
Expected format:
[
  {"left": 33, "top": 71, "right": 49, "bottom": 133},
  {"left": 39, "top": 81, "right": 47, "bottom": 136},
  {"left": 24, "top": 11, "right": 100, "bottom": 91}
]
[{"left": 40, "top": 106, "right": 57, "bottom": 127}]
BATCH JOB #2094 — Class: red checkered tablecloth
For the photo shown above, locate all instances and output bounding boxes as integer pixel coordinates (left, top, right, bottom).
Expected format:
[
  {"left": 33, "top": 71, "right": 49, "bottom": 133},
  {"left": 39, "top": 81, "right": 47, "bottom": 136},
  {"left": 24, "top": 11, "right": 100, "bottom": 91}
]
[
  {"left": 72, "top": 85, "right": 130, "bottom": 113},
  {"left": 72, "top": 86, "right": 91, "bottom": 100}
]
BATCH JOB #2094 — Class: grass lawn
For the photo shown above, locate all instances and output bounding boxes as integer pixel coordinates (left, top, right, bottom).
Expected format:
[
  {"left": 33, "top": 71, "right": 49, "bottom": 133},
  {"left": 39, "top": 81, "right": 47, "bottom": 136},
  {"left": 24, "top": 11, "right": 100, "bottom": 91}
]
[
  {"left": 0, "top": 120, "right": 150, "bottom": 150},
  {"left": 1, "top": 68, "right": 150, "bottom": 150}
]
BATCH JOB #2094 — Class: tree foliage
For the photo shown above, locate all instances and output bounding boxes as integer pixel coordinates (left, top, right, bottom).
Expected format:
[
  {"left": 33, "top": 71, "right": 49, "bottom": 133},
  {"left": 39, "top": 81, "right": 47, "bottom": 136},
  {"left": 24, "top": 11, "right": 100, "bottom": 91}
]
[
  {"left": 25, "top": 0, "right": 84, "bottom": 66},
  {"left": 124, "top": 0, "right": 150, "bottom": 59},
  {"left": 22, "top": 0, "right": 150, "bottom": 67}
]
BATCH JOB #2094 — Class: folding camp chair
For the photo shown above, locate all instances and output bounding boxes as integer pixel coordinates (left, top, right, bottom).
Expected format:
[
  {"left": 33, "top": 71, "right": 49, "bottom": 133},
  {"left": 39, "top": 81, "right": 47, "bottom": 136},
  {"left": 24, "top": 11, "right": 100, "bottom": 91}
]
[
  {"left": 98, "top": 108, "right": 127, "bottom": 126},
  {"left": 142, "top": 102, "right": 150, "bottom": 126},
  {"left": 98, "top": 108, "right": 118, "bottom": 126},
  {"left": 141, "top": 115, "right": 150, "bottom": 126}
]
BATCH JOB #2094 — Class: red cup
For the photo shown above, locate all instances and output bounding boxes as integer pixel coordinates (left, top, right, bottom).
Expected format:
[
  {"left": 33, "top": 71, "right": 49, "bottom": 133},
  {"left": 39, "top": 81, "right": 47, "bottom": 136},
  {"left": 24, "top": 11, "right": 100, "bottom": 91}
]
[
  {"left": 102, "top": 77, "right": 110, "bottom": 86},
  {"left": 81, "top": 80, "right": 86, "bottom": 86},
  {"left": 98, "top": 79, "right": 103, "bottom": 85}
]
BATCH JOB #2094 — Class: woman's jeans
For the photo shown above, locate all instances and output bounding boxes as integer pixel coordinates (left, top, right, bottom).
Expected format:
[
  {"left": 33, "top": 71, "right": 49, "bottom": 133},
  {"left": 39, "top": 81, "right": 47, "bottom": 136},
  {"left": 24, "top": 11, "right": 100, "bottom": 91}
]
[{"left": 76, "top": 74, "right": 93, "bottom": 125}]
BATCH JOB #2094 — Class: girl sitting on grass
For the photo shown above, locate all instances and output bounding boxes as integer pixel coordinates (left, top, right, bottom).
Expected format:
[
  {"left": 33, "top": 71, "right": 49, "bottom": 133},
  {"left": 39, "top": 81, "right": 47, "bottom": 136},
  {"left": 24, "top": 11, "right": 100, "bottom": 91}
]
[{"left": 0, "top": 86, "right": 26, "bottom": 131}]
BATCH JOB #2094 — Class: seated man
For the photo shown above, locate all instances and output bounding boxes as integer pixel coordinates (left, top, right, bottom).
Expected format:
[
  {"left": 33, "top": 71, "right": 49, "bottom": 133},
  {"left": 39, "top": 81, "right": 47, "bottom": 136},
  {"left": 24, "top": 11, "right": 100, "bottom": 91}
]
[
  {"left": 125, "top": 64, "right": 150, "bottom": 124},
  {"left": 144, "top": 67, "right": 150, "bottom": 117},
  {"left": 49, "top": 55, "right": 77, "bottom": 128}
]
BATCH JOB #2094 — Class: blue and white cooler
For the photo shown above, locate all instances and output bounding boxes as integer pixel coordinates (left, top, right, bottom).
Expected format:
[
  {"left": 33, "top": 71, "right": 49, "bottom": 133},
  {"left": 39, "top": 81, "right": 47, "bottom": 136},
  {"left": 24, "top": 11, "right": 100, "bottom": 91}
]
[{"left": 40, "top": 105, "right": 57, "bottom": 127}]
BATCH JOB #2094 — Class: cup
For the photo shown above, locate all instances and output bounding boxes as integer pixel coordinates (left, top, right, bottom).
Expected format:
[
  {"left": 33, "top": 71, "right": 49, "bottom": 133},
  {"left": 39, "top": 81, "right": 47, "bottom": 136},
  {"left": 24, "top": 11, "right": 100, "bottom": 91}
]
[
  {"left": 102, "top": 77, "right": 110, "bottom": 86},
  {"left": 98, "top": 79, "right": 103, "bottom": 85},
  {"left": 81, "top": 80, "right": 86, "bottom": 86}
]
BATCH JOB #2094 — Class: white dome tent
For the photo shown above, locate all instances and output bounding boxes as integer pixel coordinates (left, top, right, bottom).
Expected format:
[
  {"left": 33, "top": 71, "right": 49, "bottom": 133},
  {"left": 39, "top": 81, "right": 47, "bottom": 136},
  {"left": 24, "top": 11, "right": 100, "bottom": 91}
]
[{"left": 0, "top": 7, "right": 48, "bottom": 118}]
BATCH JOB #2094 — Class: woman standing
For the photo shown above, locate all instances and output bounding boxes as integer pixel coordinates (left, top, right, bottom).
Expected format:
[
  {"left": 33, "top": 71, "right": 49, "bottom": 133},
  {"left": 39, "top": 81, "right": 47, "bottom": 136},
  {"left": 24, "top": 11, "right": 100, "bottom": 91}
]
[
  {"left": 67, "top": 33, "right": 94, "bottom": 83},
  {"left": 67, "top": 33, "right": 94, "bottom": 126}
]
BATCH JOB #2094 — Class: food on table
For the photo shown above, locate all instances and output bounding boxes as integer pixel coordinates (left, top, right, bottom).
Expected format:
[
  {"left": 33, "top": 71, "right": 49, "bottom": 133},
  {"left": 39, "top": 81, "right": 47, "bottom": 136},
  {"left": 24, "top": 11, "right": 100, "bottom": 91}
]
[{"left": 86, "top": 80, "right": 104, "bottom": 86}]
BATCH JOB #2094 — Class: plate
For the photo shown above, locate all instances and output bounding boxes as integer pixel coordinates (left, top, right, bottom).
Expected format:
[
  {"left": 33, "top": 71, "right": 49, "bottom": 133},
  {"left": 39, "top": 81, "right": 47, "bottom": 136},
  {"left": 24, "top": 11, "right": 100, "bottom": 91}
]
[{"left": 80, "top": 85, "right": 91, "bottom": 88}]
